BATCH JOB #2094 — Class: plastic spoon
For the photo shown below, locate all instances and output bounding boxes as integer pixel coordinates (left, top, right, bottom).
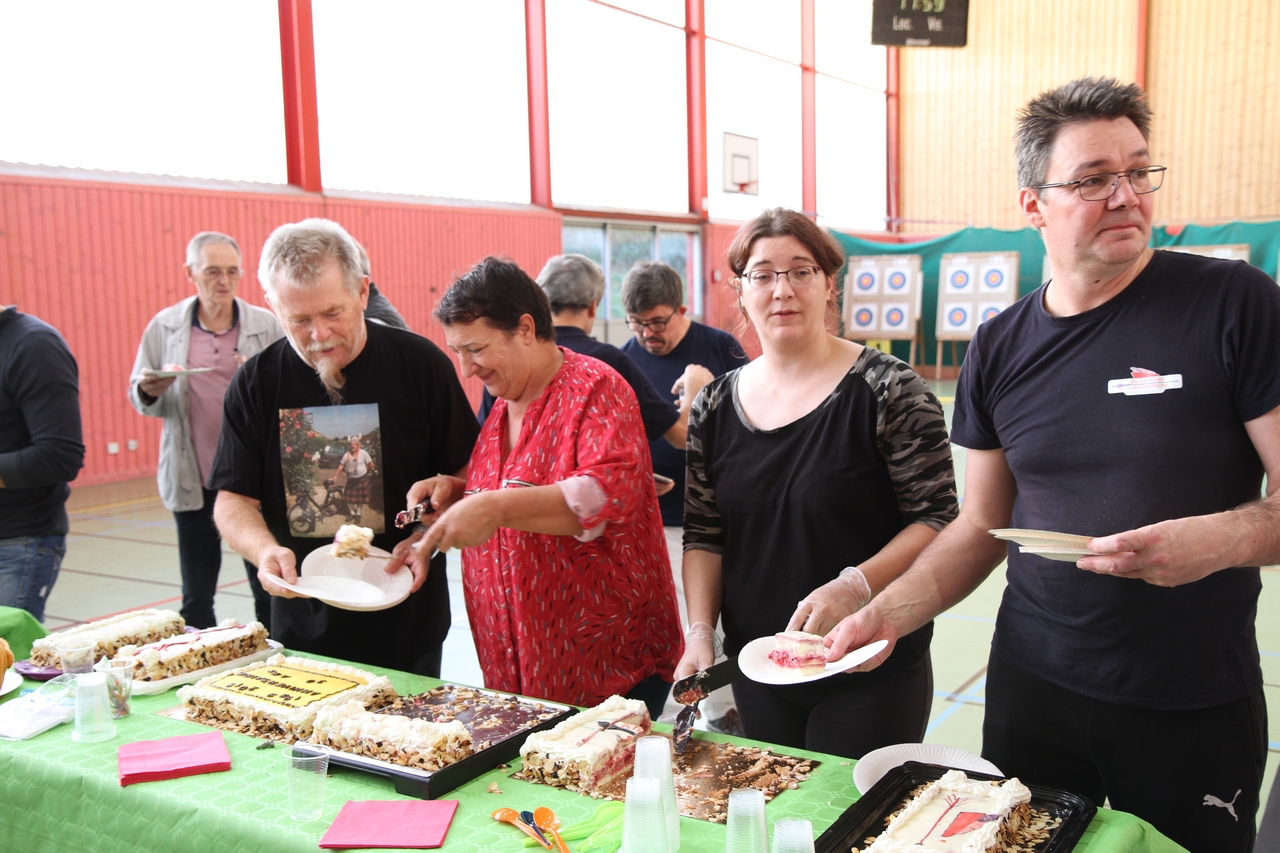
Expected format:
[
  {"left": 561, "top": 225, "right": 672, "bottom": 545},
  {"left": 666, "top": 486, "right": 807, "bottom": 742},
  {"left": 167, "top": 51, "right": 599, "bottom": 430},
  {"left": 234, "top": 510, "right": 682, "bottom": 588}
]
[
  {"left": 493, "top": 808, "right": 552, "bottom": 848},
  {"left": 521, "top": 810, "right": 552, "bottom": 847},
  {"left": 534, "top": 807, "right": 571, "bottom": 853}
]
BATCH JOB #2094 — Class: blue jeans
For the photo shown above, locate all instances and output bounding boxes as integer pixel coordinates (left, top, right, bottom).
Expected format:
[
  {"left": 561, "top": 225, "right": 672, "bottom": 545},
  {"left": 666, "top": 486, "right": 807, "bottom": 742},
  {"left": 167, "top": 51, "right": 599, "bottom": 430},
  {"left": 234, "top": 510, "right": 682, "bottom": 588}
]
[{"left": 0, "top": 534, "right": 66, "bottom": 622}]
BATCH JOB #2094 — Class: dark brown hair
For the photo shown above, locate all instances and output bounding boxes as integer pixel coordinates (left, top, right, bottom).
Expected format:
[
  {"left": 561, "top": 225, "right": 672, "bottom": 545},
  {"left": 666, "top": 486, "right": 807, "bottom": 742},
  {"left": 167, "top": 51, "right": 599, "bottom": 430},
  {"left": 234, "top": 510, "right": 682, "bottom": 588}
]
[
  {"left": 435, "top": 257, "right": 554, "bottom": 341},
  {"left": 725, "top": 208, "right": 846, "bottom": 279}
]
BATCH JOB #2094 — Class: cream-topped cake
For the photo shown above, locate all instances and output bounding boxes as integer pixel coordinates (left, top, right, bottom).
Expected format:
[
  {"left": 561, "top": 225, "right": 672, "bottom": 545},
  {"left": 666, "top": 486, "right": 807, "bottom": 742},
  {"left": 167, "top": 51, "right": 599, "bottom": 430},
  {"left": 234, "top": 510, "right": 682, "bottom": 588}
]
[
  {"left": 30, "top": 609, "right": 186, "bottom": 668},
  {"left": 310, "top": 701, "right": 474, "bottom": 771},
  {"left": 176, "top": 653, "right": 396, "bottom": 740},
  {"left": 855, "top": 770, "right": 1033, "bottom": 852},
  {"left": 519, "top": 695, "right": 650, "bottom": 792},
  {"left": 114, "top": 619, "right": 270, "bottom": 682},
  {"left": 768, "top": 631, "right": 827, "bottom": 675},
  {"left": 332, "top": 524, "right": 374, "bottom": 559}
]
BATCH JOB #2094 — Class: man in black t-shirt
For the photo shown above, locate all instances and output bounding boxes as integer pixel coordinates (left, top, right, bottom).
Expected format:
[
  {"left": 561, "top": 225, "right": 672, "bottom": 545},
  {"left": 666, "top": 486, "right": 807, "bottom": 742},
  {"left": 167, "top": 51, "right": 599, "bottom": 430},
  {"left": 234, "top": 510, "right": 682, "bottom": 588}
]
[
  {"left": 211, "top": 219, "right": 478, "bottom": 676},
  {"left": 826, "top": 78, "right": 1280, "bottom": 852}
]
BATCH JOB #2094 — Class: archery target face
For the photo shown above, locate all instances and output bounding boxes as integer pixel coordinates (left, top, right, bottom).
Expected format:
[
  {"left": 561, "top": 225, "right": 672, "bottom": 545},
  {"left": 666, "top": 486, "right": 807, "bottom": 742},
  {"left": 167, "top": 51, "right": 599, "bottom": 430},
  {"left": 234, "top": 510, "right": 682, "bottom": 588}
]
[
  {"left": 943, "top": 264, "right": 977, "bottom": 294},
  {"left": 850, "top": 303, "right": 879, "bottom": 332},
  {"left": 980, "top": 263, "right": 1012, "bottom": 293},
  {"left": 941, "top": 302, "right": 973, "bottom": 334},
  {"left": 978, "top": 302, "right": 1005, "bottom": 324},
  {"left": 881, "top": 303, "right": 910, "bottom": 332},
  {"left": 852, "top": 268, "right": 879, "bottom": 296},
  {"left": 885, "top": 268, "right": 910, "bottom": 293}
]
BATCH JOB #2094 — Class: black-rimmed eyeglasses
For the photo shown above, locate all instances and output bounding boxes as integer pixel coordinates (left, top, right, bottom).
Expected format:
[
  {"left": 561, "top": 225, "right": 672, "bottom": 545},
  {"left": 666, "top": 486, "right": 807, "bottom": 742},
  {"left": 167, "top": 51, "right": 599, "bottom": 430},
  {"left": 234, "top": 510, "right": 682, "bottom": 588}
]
[
  {"left": 626, "top": 308, "right": 679, "bottom": 332},
  {"left": 1035, "top": 166, "right": 1166, "bottom": 201}
]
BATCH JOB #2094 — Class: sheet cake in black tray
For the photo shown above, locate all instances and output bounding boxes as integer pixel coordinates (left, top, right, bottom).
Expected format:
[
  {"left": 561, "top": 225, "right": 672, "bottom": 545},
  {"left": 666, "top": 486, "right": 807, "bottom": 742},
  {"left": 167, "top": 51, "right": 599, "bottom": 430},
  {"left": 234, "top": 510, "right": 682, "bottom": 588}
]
[
  {"left": 815, "top": 761, "right": 1097, "bottom": 853},
  {"left": 295, "top": 684, "right": 572, "bottom": 799}
]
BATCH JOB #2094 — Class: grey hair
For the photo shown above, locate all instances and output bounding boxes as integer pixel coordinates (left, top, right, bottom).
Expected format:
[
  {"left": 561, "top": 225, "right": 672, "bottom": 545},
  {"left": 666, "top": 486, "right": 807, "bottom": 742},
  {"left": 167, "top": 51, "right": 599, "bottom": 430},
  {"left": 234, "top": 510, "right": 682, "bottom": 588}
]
[
  {"left": 186, "top": 232, "right": 241, "bottom": 267},
  {"left": 354, "top": 240, "right": 371, "bottom": 277},
  {"left": 258, "top": 218, "right": 364, "bottom": 302},
  {"left": 1015, "top": 77, "right": 1152, "bottom": 191},
  {"left": 621, "top": 260, "right": 684, "bottom": 315},
  {"left": 537, "top": 254, "right": 605, "bottom": 312}
]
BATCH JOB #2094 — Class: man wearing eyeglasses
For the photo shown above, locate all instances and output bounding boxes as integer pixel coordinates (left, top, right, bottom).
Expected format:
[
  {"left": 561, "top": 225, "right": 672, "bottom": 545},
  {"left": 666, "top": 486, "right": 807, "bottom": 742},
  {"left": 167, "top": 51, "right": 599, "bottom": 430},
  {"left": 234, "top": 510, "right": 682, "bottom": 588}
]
[
  {"left": 825, "top": 77, "right": 1280, "bottom": 852},
  {"left": 129, "top": 232, "right": 283, "bottom": 630},
  {"left": 621, "top": 259, "right": 749, "bottom": 733}
]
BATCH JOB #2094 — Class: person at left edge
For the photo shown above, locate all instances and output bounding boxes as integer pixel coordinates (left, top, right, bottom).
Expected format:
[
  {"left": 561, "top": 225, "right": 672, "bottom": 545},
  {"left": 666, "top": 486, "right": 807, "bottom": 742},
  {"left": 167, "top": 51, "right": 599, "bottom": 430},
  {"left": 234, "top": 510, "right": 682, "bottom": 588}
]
[
  {"left": 0, "top": 306, "right": 85, "bottom": 622},
  {"left": 129, "top": 231, "right": 283, "bottom": 629},
  {"left": 211, "top": 218, "right": 479, "bottom": 675}
]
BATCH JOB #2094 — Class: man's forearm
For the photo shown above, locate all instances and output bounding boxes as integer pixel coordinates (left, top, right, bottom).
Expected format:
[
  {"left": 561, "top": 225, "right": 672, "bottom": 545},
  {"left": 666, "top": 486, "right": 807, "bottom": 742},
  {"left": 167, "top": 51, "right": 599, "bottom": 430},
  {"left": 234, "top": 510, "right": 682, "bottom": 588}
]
[
  {"left": 214, "top": 491, "right": 279, "bottom": 564},
  {"left": 1229, "top": 493, "right": 1280, "bottom": 568}
]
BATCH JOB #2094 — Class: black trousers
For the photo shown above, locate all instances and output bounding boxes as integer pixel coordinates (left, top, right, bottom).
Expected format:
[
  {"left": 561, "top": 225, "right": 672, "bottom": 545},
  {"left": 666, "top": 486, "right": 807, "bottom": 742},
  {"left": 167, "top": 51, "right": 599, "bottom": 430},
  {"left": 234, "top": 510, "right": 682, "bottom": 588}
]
[
  {"left": 173, "top": 488, "right": 272, "bottom": 630},
  {"left": 732, "top": 649, "right": 933, "bottom": 760},
  {"left": 983, "top": 650, "right": 1266, "bottom": 853}
]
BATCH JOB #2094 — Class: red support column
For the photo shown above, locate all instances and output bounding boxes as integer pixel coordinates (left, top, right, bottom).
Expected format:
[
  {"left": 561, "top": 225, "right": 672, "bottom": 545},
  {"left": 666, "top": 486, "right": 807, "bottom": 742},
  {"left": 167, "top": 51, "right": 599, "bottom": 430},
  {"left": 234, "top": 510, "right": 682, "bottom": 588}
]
[
  {"left": 1135, "top": 0, "right": 1148, "bottom": 89},
  {"left": 886, "top": 46, "right": 901, "bottom": 233},
  {"left": 278, "top": 0, "right": 322, "bottom": 193},
  {"left": 800, "top": 0, "right": 817, "bottom": 218},
  {"left": 526, "top": 0, "right": 553, "bottom": 209},
  {"left": 686, "top": 0, "right": 708, "bottom": 219}
]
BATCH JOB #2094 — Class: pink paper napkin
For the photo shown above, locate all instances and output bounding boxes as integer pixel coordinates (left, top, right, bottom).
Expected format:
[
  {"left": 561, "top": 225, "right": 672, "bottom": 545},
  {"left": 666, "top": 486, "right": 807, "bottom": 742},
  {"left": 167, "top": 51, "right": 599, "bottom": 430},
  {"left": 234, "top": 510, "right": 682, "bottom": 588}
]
[
  {"left": 117, "top": 730, "right": 232, "bottom": 786},
  {"left": 319, "top": 800, "right": 460, "bottom": 849}
]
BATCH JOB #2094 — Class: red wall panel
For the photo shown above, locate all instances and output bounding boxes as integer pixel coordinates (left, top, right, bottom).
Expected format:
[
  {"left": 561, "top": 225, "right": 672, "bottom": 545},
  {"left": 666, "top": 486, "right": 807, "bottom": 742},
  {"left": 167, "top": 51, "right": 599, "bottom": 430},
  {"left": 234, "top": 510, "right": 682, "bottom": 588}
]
[{"left": 0, "top": 171, "right": 560, "bottom": 487}]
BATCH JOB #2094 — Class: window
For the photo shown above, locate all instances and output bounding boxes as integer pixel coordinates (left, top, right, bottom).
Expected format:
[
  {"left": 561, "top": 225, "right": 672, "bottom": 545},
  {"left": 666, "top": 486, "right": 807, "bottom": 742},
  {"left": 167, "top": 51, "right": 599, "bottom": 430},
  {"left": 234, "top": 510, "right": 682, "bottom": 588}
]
[
  {"left": 312, "top": 0, "right": 530, "bottom": 203},
  {"left": 563, "top": 220, "right": 702, "bottom": 344},
  {"left": 0, "top": 1, "right": 285, "bottom": 183}
]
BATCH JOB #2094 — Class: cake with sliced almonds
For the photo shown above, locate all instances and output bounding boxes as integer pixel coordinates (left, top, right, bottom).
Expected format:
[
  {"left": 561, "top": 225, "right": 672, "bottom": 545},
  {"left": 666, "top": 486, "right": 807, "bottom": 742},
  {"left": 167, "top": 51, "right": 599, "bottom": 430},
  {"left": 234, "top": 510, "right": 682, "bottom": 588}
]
[
  {"left": 332, "top": 524, "right": 374, "bottom": 559},
  {"left": 518, "top": 695, "right": 651, "bottom": 792},
  {"left": 114, "top": 619, "right": 270, "bottom": 682},
  {"left": 310, "top": 701, "right": 474, "bottom": 771},
  {"left": 30, "top": 609, "right": 186, "bottom": 668},
  {"left": 854, "top": 770, "right": 1033, "bottom": 852}
]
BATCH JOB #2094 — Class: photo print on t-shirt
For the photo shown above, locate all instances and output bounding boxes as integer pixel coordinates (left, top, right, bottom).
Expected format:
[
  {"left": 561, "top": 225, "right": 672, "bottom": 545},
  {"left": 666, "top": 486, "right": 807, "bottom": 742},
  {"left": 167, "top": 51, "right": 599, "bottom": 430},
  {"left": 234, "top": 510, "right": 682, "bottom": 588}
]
[{"left": 280, "top": 403, "right": 385, "bottom": 538}]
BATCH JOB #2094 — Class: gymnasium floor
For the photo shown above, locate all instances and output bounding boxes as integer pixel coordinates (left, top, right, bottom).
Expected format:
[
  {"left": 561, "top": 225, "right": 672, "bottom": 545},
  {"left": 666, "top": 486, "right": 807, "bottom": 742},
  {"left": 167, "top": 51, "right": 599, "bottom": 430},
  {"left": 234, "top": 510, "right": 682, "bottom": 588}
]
[{"left": 40, "top": 380, "right": 1280, "bottom": 815}]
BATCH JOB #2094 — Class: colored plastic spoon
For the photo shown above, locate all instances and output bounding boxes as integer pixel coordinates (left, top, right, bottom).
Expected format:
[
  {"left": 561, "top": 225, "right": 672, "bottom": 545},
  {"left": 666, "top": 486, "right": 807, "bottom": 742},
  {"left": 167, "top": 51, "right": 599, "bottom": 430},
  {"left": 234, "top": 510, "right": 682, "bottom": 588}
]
[
  {"left": 492, "top": 808, "right": 552, "bottom": 848},
  {"left": 534, "top": 806, "right": 571, "bottom": 853},
  {"left": 521, "top": 810, "right": 552, "bottom": 847}
]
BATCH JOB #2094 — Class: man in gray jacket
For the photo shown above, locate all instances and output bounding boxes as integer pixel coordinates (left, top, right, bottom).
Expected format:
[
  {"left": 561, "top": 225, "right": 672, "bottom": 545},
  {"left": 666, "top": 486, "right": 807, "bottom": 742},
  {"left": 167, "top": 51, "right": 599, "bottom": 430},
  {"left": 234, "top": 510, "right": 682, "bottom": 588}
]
[{"left": 129, "top": 232, "right": 283, "bottom": 629}]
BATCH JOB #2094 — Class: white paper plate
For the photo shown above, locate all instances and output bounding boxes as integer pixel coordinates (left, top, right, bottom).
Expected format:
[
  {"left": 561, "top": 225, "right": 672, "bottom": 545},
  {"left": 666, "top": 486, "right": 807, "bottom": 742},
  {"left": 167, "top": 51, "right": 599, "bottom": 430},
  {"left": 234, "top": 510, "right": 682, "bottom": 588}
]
[
  {"left": 130, "top": 640, "right": 283, "bottom": 696},
  {"left": 853, "top": 742, "right": 1002, "bottom": 794},
  {"left": 1018, "top": 545, "right": 1096, "bottom": 561},
  {"left": 990, "top": 528, "right": 1093, "bottom": 548},
  {"left": 265, "top": 545, "right": 412, "bottom": 612},
  {"left": 1, "top": 669, "right": 21, "bottom": 697},
  {"left": 136, "top": 367, "right": 215, "bottom": 379},
  {"left": 739, "top": 636, "right": 889, "bottom": 686}
]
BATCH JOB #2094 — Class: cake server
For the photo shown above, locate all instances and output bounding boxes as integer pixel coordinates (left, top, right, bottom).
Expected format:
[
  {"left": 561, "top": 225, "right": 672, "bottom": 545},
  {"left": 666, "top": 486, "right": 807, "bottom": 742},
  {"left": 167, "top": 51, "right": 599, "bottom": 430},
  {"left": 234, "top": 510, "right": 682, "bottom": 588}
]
[{"left": 671, "top": 655, "right": 741, "bottom": 753}]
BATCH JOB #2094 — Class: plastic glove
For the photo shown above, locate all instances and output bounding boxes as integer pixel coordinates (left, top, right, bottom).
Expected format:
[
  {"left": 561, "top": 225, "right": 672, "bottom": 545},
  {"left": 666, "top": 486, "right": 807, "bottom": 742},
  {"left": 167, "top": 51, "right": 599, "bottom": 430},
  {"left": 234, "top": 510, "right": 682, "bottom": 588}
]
[
  {"left": 672, "top": 621, "right": 721, "bottom": 681},
  {"left": 786, "top": 566, "right": 872, "bottom": 637}
]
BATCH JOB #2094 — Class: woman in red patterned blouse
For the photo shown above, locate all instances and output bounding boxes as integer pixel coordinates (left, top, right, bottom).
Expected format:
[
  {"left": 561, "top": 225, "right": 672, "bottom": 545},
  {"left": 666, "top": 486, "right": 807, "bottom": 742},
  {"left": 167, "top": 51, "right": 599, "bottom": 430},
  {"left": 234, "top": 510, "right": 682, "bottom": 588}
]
[{"left": 406, "top": 258, "right": 682, "bottom": 713}]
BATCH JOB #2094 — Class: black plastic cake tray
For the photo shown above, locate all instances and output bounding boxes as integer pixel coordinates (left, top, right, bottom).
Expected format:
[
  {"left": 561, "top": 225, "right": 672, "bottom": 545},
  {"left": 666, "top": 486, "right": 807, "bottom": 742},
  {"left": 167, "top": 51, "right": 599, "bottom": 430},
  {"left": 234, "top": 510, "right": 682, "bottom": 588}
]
[
  {"left": 293, "top": 688, "right": 573, "bottom": 800},
  {"left": 814, "top": 761, "right": 1097, "bottom": 853}
]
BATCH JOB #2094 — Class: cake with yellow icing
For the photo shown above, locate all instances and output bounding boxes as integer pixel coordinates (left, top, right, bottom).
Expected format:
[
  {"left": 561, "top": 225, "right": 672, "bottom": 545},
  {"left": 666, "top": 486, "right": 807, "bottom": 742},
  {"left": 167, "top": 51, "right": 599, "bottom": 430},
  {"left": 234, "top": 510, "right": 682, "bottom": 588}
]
[
  {"left": 518, "top": 695, "right": 650, "bottom": 792},
  {"left": 176, "top": 653, "right": 395, "bottom": 740}
]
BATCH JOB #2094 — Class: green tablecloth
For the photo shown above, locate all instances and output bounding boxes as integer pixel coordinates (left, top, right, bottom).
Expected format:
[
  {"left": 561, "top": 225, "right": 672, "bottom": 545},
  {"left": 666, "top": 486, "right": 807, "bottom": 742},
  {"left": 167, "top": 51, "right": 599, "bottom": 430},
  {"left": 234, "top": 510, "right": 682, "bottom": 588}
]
[
  {"left": 0, "top": 603, "right": 48, "bottom": 660},
  {"left": 0, "top": 659, "right": 1188, "bottom": 853}
]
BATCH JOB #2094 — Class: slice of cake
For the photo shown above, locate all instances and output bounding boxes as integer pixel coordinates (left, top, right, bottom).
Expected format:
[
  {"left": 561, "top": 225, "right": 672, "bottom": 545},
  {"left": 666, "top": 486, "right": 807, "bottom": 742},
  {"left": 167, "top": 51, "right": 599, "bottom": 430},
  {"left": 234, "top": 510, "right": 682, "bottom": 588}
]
[
  {"left": 519, "top": 695, "right": 651, "bottom": 793},
  {"left": 332, "top": 524, "right": 374, "bottom": 559},
  {"left": 310, "top": 701, "right": 474, "bottom": 771},
  {"left": 768, "top": 631, "right": 828, "bottom": 675},
  {"left": 114, "top": 619, "right": 270, "bottom": 682},
  {"left": 176, "top": 653, "right": 396, "bottom": 741},
  {"left": 382, "top": 685, "right": 562, "bottom": 750},
  {"left": 855, "top": 769, "right": 1033, "bottom": 852},
  {"left": 30, "top": 609, "right": 186, "bottom": 668}
]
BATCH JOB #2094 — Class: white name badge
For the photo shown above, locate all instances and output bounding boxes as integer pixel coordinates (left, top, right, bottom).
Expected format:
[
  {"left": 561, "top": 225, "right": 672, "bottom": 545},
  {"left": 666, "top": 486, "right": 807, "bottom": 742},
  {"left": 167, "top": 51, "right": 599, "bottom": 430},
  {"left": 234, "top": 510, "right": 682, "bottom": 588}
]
[{"left": 1107, "top": 374, "right": 1183, "bottom": 395}]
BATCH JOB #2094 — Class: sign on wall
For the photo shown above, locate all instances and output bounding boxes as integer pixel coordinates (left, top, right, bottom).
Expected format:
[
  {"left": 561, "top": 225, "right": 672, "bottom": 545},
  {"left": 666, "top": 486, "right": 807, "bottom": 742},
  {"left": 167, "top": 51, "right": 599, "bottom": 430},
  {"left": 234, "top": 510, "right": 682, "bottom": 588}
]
[
  {"left": 871, "top": 0, "right": 969, "bottom": 47},
  {"left": 936, "top": 252, "right": 1019, "bottom": 341}
]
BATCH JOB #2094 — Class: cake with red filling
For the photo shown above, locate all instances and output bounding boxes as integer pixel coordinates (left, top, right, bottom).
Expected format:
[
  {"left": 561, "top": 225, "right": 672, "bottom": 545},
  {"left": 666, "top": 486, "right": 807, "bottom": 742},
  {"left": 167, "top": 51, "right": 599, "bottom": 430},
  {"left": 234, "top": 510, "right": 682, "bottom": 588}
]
[
  {"left": 767, "top": 631, "right": 828, "bottom": 675},
  {"left": 518, "top": 695, "right": 651, "bottom": 792},
  {"left": 854, "top": 770, "right": 1033, "bottom": 852}
]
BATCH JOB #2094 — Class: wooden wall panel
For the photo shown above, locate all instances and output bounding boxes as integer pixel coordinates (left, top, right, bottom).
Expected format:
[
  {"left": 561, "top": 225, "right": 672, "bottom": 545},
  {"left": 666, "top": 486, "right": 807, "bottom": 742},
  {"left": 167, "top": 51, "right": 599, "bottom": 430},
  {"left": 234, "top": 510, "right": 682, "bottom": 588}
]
[
  {"left": 0, "top": 172, "right": 560, "bottom": 487},
  {"left": 897, "top": 0, "right": 1138, "bottom": 232},
  {"left": 1146, "top": 0, "right": 1280, "bottom": 222}
]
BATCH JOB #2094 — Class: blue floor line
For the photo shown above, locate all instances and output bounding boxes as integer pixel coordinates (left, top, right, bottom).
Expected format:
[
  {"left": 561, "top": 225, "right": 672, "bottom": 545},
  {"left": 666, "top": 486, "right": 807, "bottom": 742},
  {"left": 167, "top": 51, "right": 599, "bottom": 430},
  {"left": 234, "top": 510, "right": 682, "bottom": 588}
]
[{"left": 926, "top": 678, "right": 987, "bottom": 735}]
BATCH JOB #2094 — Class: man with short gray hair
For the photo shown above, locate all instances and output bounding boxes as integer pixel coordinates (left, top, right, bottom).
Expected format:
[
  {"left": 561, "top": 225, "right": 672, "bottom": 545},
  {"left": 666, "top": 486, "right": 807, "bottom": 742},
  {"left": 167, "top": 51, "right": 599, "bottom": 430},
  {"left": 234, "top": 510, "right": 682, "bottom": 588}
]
[
  {"left": 826, "top": 77, "right": 1280, "bottom": 851},
  {"left": 211, "top": 218, "right": 478, "bottom": 675},
  {"left": 476, "top": 254, "right": 683, "bottom": 449}
]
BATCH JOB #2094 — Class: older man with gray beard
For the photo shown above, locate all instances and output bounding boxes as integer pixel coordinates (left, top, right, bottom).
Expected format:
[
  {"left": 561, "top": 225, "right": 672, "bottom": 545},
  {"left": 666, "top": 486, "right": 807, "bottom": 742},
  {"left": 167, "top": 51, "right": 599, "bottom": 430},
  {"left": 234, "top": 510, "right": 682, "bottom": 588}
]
[{"left": 210, "top": 218, "right": 478, "bottom": 675}]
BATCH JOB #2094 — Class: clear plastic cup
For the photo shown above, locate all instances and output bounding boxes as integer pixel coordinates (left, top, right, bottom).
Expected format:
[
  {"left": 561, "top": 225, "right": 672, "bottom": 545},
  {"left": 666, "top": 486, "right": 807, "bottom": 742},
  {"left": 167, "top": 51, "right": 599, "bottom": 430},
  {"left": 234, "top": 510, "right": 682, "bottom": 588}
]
[
  {"left": 58, "top": 641, "right": 96, "bottom": 675},
  {"left": 284, "top": 747, "right": 329, "bottom": 821},
  {"left": 770, "top": 817, "right": 815, "bottom": 853},
  {"left": 71, "top": 671, "right": 117, "bottom": 743},
  {"left": 621, "top": 774, "right": 668, "bottom": 853},
  {"left": 634, "top": 736, "right": 680, "bottom": 852},
  {"left": 725, "top": 788, "right": 768, "bottom": 853},
  {"left": 93, "top": 658, "right": 134, "bottom": 718}
]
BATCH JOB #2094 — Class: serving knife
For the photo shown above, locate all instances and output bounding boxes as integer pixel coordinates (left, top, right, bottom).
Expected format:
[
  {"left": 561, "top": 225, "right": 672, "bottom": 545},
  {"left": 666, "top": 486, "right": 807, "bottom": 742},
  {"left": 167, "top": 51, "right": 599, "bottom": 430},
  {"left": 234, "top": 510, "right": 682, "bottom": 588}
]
[{"left": 670, "top": 656, "right": 742, "bottom": 753}]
